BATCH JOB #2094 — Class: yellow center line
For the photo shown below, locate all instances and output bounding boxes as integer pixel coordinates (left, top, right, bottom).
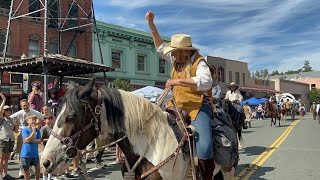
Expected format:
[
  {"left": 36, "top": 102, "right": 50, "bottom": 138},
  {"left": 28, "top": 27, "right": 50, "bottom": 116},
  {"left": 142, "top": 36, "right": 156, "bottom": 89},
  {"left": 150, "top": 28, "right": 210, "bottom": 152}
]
[
  {"left": 242, "top": 120, "right": 300, "bottom": 179},
  {"left": 236, "top": 119, "right": 301, "bottom": 179}
]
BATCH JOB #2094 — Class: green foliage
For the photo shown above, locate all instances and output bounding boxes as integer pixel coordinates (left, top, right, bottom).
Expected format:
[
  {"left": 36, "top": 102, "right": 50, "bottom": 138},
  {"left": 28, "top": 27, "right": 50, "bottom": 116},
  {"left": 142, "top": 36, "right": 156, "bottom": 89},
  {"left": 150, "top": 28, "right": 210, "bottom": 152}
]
[
  {"left": 308, "top": 89, "right": 320, "bottom": 103},
  {"left": 302, "top": 60, "right": 312, "bottom": 72},
  {"left": 262, "top": 69, "right": 269, "bottom": 77},
  {"left": 255, "top": 70, "right": 260, "bottom": 77},
  {"left": 112, "top": 78, "right": 132, "bottom": 91},
  {"left": 259, "top": 60, "right": 314, "bottom": 77},
  {"left": 270, "top": 70, "right": 280, "bottom": 76}
]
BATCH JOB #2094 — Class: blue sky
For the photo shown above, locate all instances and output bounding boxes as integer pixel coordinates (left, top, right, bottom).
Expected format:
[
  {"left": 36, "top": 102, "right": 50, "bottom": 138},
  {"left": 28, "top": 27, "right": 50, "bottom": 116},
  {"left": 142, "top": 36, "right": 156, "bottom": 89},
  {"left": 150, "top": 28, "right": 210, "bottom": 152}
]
[{"left": 93, "top": 0, "right": 320, "bottom": 73}]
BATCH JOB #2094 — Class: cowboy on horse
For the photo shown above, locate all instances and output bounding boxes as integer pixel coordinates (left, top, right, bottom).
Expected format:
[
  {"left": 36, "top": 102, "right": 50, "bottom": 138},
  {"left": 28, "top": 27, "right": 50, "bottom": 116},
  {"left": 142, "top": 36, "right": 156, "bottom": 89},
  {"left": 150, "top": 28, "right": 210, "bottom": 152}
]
[
  {"left": 224, "top": 82, "right": 243, "bottom": 113},
  {"left": 269, "top": 93, "right": 280, "bottom": 114},
  {"left": 147, "top": 10, "right": 235, "bottom": 179}
]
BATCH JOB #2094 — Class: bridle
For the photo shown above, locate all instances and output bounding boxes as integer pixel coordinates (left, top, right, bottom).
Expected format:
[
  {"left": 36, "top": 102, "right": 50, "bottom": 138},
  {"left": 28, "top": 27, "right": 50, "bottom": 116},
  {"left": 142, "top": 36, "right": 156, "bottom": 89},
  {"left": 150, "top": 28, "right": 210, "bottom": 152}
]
[{"left": 50, "top": 90, "right": 103, "bottom": 158}]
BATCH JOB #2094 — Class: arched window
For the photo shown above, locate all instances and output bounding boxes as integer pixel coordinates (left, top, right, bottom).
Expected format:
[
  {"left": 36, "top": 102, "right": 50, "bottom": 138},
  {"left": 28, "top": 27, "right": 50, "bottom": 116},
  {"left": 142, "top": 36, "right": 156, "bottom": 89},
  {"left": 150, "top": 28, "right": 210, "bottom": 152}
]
[
  {"left": 218, "top": 66, "right": 225, "bottom": 82},
  {"left": 210, "top": 65, "right": 216, "bottom": 75},
  {"left": 49, "top": 0, "right": 58, "bottom": 28},
  {"left": 49, "top": 38, "right": 58, "bottom": 54},
  {"left": 68, "top": 43, "right": 77, "bottom": 58},
  {"left": 68, "top": 3, "right": 78, "bottom": 28},
  {"left": 29, "top": 0, "right": 40, "bottom": 20},
  {"left": 28, "top": 35, "right": 40, "bottom": 58}
]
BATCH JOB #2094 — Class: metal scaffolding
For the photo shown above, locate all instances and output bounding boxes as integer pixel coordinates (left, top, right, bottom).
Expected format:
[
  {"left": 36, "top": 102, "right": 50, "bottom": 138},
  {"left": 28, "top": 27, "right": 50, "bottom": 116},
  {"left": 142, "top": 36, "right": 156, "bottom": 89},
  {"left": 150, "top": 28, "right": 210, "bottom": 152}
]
[{"left": 1, "top": 0, "right": 107, "bottom": 103}]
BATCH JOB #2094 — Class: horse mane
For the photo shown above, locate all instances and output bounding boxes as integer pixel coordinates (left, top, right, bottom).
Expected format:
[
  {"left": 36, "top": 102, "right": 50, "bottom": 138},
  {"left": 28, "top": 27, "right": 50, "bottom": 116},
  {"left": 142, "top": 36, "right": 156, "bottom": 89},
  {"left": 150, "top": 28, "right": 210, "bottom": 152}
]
[
  {"left": 99, "top": 87, "right": 125, "bottom": 133},
  {"left": 99, "top": 86, "right": 169, "bottom": 145},
  {"left": 57, "top": 84, "right": 85, "bottom": 128}
]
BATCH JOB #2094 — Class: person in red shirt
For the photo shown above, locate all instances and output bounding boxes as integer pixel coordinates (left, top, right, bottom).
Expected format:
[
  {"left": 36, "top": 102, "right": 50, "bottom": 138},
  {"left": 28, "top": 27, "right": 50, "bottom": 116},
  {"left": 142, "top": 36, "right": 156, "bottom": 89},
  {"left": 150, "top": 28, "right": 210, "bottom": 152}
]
[{"left": 57, "top": 84, "right": 66, "bottom": 98}]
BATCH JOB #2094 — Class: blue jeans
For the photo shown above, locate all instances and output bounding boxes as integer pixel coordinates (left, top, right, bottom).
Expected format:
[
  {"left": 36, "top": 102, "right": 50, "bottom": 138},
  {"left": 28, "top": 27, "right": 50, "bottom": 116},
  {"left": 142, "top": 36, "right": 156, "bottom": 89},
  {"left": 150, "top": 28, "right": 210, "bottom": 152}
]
[{"left": 191, "top": 103, "right": 213, "bottom": 159}]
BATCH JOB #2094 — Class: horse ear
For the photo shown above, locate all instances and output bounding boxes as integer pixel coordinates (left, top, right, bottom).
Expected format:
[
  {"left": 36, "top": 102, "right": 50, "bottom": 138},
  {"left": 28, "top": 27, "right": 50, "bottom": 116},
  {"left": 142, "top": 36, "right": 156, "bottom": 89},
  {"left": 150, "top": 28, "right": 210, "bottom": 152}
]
[{"left": 77, "top": 78, "right": 96, "bottom": 99}]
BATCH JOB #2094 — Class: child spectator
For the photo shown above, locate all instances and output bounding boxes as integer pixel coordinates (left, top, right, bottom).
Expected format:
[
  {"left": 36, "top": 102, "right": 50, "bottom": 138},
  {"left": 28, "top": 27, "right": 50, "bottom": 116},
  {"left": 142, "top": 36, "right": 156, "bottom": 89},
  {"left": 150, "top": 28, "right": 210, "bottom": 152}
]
[
  {"left": 47, "top": 83, "right": 60, "bottom": 117},
  {"left": 20, "top": 115, "right": 41, "bottom": 180},
  {"left": 40, "top": 115, "right": 53, "bottom": 180},
  {"left": 41, "top": 105, "right": 55, "bottom": 126},
  {"left": 9, "top": 99, "right": 44, "bottom": 178}
]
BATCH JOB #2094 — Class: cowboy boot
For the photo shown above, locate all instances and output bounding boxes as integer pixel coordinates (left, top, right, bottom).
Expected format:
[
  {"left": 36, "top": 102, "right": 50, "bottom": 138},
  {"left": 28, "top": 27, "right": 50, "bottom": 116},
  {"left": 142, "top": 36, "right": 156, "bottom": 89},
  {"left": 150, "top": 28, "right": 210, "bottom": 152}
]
[{"left": 199, "top": 158, "right": 215, "bottom": 180}]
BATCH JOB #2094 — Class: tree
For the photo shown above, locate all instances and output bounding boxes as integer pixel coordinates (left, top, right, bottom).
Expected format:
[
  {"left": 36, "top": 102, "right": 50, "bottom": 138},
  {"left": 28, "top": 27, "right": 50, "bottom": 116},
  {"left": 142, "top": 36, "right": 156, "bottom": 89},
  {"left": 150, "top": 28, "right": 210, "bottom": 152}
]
[
  {"left": 308, "top": 89, "right": 320, "bottom": 103},
  {"left": 302, "top": 60, "right": 312, "bottom": 72},
  {"left": 263, "top": 69, "right": 269, "bottom": 77},
  {"left": 270, "top": 70, "right": 280, "bottom": 76},
  {"left": 255, "top": 70, "right": 260, "bottom": 77},
  {"left": 112, "top": 78, "right": 132, "bottom": 91},
  {"left": 260, "top": 70, "right": 264, "bottom": 77}
]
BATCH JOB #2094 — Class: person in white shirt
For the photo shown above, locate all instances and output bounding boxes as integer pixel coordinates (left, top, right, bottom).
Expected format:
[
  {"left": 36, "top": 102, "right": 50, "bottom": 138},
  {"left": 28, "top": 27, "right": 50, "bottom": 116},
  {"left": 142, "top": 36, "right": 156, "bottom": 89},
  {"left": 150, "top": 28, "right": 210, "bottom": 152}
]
[
  {"left": 225, "top": 82, "right": 243, "bottom": 103},
  {"left": 146, "top": 11, "right": 216, "bottom": 179},
  {"left": 225, "top": 82, "right": 243, "bottom": 114},
  {"left": 209, "top": 67, "right": 221, "bottom": 104},
  {"left": 316, "top": 101, "right": 320, "bottom": 122},
  {"left": 9, "top": 99, "right": 44, "bottom": 178}
]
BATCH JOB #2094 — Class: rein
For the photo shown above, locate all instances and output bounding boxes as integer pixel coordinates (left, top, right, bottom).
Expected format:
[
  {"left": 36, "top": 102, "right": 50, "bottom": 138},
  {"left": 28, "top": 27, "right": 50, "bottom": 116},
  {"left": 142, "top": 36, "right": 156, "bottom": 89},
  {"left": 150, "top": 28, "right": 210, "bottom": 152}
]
[
  {"left": 124, "top": 86, "right": 197, "bottom": 180},
  {"left": 50, "top": 90, "right": 103, "bottom": 158}
]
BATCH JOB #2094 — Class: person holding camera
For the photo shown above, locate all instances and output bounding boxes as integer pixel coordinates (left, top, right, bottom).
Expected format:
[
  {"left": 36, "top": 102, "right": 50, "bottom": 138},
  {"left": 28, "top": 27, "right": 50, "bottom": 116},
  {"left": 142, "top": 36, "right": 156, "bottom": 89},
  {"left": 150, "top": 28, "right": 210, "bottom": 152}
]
[{"left": 28, "top": 81, "right": 43, "bottom": 112}]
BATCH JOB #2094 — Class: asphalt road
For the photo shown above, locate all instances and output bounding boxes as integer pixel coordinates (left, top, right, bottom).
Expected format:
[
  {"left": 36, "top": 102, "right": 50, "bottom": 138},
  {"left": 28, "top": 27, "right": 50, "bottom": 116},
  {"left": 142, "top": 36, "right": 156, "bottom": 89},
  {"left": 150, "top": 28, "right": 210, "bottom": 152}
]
[
  {"left": 236, "top": 114, "right": 320, "bottom": 180},
  {"left": 6, "top": 114, "right": 320, "bottom": 180}
]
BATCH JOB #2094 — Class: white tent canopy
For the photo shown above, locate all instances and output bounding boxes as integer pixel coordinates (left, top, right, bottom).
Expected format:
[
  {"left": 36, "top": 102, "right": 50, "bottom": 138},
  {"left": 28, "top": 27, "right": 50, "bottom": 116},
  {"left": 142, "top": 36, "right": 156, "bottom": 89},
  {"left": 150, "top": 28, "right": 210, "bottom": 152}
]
[
  {"left": 131, "top": 86, "right": 171, "bottom": 107},
  {"left": 131, "top": 86, "right": 164, "bottom": 100},
  {"left": 280, "top": 93, "right": 298, "bottom": 103}
]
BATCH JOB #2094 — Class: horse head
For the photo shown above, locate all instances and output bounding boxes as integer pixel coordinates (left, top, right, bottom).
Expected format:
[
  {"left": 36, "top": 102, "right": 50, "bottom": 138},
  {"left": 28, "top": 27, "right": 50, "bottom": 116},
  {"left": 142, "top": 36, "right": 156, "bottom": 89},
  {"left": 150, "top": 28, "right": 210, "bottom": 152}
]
[
  {"left": 221, "top": 99, "right": 232, "bottom": 114},
  {"left": 41, "top": 78, "right": 100, "bottom": 173}
]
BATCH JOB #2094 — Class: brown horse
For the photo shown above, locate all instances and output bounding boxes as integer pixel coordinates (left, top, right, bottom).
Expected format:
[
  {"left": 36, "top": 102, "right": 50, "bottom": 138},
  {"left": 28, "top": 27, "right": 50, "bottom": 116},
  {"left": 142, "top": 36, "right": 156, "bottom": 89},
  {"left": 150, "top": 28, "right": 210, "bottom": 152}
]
[
  {"left": 265, "top": 101, "right": 281, "bottom": 127},
  {"left": 279, "top": 105, "right": 287, "bottom": 121}
]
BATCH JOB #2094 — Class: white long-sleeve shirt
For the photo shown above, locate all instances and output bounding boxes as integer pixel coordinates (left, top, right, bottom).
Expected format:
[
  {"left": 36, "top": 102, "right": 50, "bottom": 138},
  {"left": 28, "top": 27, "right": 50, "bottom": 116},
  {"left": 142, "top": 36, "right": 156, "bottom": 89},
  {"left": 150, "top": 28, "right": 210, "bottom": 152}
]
[
  {"left": 157, "top": 43, "right": 212, "bottom": 91},
  {"left": 316, "top": 104, "right": 320, "bottom": 114},
  {"left": 212, "top": 84, "right": 221, "bottom": 99},
  {"left": 225, "top": 89, "right": 243, "bottom": 102}
]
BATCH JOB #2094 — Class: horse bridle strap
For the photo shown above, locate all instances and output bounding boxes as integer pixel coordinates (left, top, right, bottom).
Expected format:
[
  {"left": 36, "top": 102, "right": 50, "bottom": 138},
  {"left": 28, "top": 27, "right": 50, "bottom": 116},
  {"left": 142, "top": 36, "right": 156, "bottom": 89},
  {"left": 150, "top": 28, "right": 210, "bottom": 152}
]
[
  {"left": 50, "top": 90, "right": 103, "bottom": 147},
  {"left": 50, "top": 120, "right": 95, "bottom": 146},
  {"left": 140, "top": 134, "right": 189, "bottom": 179}
]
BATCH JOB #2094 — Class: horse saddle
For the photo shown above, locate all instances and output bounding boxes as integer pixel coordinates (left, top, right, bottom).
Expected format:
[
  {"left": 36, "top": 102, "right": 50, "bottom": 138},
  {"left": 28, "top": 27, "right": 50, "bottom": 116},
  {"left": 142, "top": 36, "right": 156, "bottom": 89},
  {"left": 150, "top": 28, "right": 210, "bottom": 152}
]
[
  {"left": 165, "top": 106, "right": 191, "bottom": 125},
  {"left": 165, "top": 107, "right": 191, "bottom": 156}
]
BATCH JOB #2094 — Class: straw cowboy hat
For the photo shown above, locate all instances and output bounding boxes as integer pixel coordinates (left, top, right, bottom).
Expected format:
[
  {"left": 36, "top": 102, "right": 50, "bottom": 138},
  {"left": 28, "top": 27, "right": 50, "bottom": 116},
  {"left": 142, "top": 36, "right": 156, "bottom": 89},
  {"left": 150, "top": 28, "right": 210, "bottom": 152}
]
[
  {"left": 229, "top": 82, "right": 239, "bottom": 88},
  {"left": 163, "top": 34, "right": 198, "bottom": 54}
]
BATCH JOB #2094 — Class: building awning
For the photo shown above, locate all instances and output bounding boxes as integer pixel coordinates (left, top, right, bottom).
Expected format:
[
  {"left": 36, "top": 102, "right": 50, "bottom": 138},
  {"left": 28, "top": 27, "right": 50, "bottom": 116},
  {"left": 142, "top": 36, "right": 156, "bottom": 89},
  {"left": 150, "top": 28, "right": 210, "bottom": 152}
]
[
  {"left": 0, "top": 54, "right": 114, "bottom": 77},
  {"left": 239, "top": 86, "right": 284, "bottom": 94}
]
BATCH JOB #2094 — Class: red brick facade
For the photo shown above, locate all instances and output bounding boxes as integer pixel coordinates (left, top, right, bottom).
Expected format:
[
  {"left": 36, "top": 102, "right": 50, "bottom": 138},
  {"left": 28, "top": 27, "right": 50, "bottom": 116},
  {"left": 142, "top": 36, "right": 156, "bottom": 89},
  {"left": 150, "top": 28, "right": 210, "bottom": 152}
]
[{"left": 0, "top": 0, "right": 92, "bottom": 79}]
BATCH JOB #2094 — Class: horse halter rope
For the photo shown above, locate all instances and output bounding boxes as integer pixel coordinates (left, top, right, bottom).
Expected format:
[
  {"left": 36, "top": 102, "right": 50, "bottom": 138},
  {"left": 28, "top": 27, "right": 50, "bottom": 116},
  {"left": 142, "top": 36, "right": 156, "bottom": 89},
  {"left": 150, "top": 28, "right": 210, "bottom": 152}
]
[{"left": 50, "top": 90, "right": 102, "bottom": 158}]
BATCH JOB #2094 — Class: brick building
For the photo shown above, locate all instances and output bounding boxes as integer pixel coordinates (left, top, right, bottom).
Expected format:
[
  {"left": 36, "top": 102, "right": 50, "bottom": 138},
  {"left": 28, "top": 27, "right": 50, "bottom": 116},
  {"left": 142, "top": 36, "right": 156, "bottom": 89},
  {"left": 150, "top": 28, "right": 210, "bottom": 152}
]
[{"left": 0, "top": 0, "right": 92, "bottom": 105}]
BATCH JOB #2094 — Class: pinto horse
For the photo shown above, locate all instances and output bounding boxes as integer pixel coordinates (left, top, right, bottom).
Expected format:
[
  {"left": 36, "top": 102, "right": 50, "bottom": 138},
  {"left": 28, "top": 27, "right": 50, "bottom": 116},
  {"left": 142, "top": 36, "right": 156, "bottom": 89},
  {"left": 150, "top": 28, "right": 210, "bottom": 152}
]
[
  {"left": 41, "top": 79, "right": 236, "bottom": 180},
  {"left": 265, "top": 101, "right": 281, "bottom": 127}
]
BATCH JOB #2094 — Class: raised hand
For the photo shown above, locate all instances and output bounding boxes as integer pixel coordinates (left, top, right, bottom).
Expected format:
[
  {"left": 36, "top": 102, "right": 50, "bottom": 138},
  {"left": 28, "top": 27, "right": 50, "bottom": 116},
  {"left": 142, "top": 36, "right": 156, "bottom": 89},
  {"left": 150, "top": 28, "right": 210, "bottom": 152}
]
[
  {"left": 31, "top": 124, "right": 36, "bottom": 132},
  {"left": 0, "top": 93, "right": 6, "bottom": 101},
  {"left": 145, "top": 11, "right": 155, "bottom": 22}
]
